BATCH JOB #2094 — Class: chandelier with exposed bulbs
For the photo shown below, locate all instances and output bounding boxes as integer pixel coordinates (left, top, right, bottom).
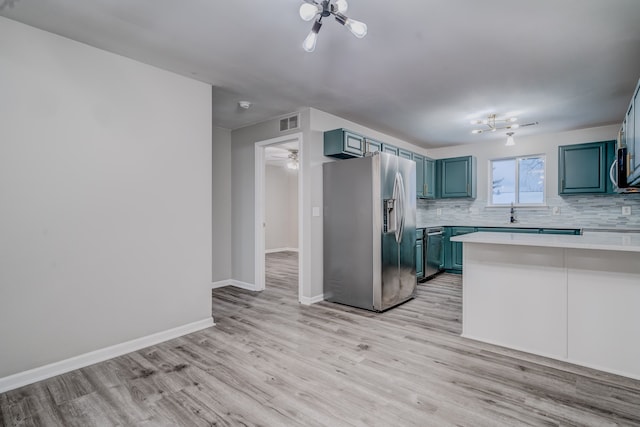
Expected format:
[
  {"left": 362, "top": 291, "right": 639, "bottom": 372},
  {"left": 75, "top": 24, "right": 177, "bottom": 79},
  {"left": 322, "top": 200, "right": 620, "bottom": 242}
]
[
  {"left": 469, "top": 114, "right": 539, "bottom": 146},
  {"left": 299, "top": 0, "right": 367, "bottom": 52}
]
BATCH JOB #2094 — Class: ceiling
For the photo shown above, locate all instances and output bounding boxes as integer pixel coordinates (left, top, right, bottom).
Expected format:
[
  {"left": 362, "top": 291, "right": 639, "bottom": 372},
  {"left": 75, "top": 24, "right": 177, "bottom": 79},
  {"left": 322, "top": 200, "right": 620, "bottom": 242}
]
[{"left": 2, "top": 0, "right": 640, "bottom": 148}]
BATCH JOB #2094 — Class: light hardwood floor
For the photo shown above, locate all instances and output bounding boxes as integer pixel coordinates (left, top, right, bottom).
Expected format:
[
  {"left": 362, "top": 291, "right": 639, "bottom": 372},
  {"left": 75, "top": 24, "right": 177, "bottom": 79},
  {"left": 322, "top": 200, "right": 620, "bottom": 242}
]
[{"left": 2, "top": 251, "right": 640, "bottom": 426}]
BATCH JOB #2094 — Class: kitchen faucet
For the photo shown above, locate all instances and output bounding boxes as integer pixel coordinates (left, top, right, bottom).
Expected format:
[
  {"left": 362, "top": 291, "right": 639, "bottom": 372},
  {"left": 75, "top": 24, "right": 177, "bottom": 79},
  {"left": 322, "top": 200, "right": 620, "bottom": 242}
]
[{"left": 510, "top": 203, "right": 517, "bottom": 223}]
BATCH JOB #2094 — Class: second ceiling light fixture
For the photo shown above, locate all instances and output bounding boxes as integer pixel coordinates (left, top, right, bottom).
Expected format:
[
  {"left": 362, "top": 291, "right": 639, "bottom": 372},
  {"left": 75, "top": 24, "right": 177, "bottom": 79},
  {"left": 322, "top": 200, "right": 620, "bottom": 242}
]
[{"left": 299, "top": 0, "right": 367, "bottom": 52}]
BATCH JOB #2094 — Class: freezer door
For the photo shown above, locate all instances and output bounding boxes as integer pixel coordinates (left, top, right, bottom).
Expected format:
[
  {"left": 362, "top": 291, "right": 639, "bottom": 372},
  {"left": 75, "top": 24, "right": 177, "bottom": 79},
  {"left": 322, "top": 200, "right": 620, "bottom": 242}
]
[
  {"left": 377, "top": 153, "right": 417, "bottom": 310},
  {"left": 323, "top": 156, "right": 376, "bottom": 310}
]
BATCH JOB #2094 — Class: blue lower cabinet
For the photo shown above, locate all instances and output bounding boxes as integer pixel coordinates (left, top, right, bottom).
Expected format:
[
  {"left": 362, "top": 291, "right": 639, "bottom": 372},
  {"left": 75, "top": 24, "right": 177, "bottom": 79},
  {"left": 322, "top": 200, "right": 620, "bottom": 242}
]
[
  {"left": 416, "top": 229, "right": 424, "bottom": 280},
  {"left": 442, "top": 226, "right": 582, "bottom": 272},
  {"left": 445, "top": 227, "right": 475, "bottom": 273},
  {"left": 450, "top": 227, "right": 475, "bottom": 271}
]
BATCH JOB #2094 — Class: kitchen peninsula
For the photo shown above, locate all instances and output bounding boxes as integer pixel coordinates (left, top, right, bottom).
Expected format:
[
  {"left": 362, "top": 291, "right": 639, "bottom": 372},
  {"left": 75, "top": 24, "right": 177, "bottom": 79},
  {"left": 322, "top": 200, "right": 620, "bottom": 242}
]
[{"left": 452, "top": 231, "right": 640, "bottom": 380}]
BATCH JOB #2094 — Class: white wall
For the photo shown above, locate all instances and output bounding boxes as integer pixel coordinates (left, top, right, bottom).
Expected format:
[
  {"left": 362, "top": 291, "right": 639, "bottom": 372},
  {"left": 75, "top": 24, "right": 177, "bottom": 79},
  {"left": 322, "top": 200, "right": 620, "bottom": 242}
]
[
  {"left": 212, "top": 125, "right": 232, "bottom": 282},
  {"left": 288, "top": 169, "right": 299, "bottom": 248},
  {"left": 265, "top": 166, "right": 298, "bottom": 251},
  {"left": 0, "top": 18, "right": 212, "bottom": 379},
  {"left": 230, "top": 111, "right": 311, "bottom": 291}
]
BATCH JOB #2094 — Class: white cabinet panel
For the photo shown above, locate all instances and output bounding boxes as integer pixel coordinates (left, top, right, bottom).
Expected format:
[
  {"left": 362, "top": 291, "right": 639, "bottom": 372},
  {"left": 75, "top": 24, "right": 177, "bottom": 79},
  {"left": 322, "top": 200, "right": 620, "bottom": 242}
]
[
  {"left": 462, "top": 243, "right": 567, "bottom": 359},
  {"left": 567, "top": 250, "right": 640, "bottom": 378}
]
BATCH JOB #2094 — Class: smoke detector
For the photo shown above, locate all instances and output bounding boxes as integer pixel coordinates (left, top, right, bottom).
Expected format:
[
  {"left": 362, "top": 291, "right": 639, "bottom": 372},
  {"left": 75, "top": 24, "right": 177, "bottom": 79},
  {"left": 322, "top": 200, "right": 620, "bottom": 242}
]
[{"left": 238, "top": 101, "right": 252, "bottom": 109}]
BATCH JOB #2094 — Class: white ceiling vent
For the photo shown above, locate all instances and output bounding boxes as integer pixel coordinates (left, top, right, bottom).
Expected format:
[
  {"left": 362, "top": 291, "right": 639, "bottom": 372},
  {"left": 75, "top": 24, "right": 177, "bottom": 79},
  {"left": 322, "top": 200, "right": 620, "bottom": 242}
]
[{"left": 280, "top": 114, "right": 299, "bottom": 132}]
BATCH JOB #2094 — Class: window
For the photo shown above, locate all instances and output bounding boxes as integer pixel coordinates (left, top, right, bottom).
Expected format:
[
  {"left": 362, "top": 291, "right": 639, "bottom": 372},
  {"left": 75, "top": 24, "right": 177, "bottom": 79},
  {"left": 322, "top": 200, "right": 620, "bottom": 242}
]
[{"left": 490, "top": 155, "right": 545, "bottom": 205}]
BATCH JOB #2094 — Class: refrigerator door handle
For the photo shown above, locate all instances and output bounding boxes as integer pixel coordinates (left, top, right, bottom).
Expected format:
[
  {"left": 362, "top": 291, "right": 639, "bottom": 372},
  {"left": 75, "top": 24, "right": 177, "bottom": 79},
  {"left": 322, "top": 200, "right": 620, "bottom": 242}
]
[
  {"left": 610, "top": 159, "right": 618, "bottom": 189},
  {"left": 393, "top": 172, "right": 405, "bottom": 243}
]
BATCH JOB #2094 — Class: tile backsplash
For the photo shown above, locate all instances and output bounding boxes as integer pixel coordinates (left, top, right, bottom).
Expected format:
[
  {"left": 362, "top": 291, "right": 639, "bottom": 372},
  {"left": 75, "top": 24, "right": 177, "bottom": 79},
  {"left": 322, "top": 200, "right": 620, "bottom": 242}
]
[{"left": 417, "top": 194, "right": 640, "bottom": 229}]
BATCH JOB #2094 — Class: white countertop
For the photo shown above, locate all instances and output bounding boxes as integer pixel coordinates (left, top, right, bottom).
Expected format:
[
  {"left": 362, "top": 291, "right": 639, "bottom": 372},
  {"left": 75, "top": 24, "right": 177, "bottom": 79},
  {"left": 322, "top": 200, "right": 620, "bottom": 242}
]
[
  {"left": 417, "top": 223, "right": 581, "bottom": 230},
  {"left": 451, "top": 231, "right": 640, "bottom": 252},
  {"left": 417, "top": 223, "right": 640, "bottom": 232}
]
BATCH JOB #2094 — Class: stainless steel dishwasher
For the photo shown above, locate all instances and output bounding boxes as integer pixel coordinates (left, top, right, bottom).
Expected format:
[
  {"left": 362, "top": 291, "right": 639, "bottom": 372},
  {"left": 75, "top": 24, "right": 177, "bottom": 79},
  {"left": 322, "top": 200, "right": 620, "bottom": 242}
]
[{"left": 424, "top": 227, "right": 444, "bottom": 279}]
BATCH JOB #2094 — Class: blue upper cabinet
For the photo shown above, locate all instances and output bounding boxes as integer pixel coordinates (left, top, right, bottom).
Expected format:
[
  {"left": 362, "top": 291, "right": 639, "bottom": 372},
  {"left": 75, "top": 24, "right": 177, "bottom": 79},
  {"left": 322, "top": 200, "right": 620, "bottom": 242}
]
[
  {"left": 438, "top": 156, "right": 477, "bottom": 198},
  {"left": 382, "top": 143, "right": 399, "bottom": 156},
  {"left": 398, "top": 149, "right": 412, "bottom": 160},
  {"left": 323, "top": 128, "right": 437, "bottom": 199},
  {"left": 324, "top": 129, "right": 365, "bottom": 158},
  {"left": 424, "top": 158, "right": 436, "bottom": 199},
  {"left": 364, "top": 138, "right": 382, "bottom": 155},
  {"left": 413, "top": 154, "right": 436, "bottom": 199},
  {"left": 558, "top": 141, "right": 615, "bottom": 194},
  {"left": 413, "top": 153, "right": 425, "bottom": 198}
]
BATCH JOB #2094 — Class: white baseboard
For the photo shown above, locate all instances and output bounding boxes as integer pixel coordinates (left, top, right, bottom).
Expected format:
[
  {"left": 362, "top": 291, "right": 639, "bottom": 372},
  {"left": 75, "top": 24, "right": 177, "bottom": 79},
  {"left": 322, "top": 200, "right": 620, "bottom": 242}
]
[
  {"left": 211, "top": 279, "right": 230, "bottom": 289},
  {"left": 230, "top": 279, "right": 258, "bottom": 291},
  {"left": 265, "top": 247, "right": 299, "bottom": 254},
  {"left": 212, "top": 279, "right": 258, "bottom": 292},
  {"left": 0, "top": 317, "right": 214, "bottom": 393},
  {"left": 300, "top": 294, "right": 325, "bottom": 305}
]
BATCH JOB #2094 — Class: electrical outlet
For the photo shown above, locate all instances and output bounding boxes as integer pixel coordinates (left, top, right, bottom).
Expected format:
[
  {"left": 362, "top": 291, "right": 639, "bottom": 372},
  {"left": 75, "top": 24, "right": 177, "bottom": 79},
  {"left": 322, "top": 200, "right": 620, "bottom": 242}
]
[
  {"left": 436, "top": 208, "right": 442, "bottom": 216},
  {"left": 552, "top": 207, "right": 560, "bottom": 215},
  {"left": 622, "top": 206, "right": 632, "bottom": 216}
]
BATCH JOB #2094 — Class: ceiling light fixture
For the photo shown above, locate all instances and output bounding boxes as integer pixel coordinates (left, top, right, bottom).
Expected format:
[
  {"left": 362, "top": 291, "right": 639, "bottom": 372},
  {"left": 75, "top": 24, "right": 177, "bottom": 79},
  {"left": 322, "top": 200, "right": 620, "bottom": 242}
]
[
  {"left": 470, "top": 114, "right": 539, "bottom": 146},
  {"left": 299, "top": 0, "right": 367, "bottom": 52},
  {"left": 469, "top": 114, "right": 524, "bottom": 133},
  {"left": 287, "top": 149, "right": 299, "bottom": 170},
  {"left": 505, "top": 132, "right": 515, "bottom": 146}
]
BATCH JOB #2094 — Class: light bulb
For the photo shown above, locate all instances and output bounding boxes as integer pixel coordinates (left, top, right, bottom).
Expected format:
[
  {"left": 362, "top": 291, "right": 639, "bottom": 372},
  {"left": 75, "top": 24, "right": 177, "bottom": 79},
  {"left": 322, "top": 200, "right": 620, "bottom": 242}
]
[
  {"left": 299, "top": 3, "right": 320, "bottom": 21},
  {"left": 335, "top": 0, "right": 348, "bottom": 13},
  {"left": 303, "top": 30, "right": 319, "bottom": 52},
  {"left": 345, "top": 18, "right": 367, "bottom": 38},
  {"left": 303, "top": 20, "right": 322, "bottom": 52}
]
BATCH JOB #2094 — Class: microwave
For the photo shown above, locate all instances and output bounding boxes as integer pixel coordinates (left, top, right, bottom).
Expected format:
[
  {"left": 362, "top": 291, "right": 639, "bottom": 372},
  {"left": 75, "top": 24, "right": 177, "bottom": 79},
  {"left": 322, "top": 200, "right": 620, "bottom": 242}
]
[{"left": 612, "top": 147, "right": 640, "bottom": 193}]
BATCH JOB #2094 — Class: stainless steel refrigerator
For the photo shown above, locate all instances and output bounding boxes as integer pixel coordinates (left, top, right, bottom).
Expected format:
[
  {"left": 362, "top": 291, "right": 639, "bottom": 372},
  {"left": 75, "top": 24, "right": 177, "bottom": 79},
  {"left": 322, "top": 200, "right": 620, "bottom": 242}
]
[{"left": 323, "top": 152, "right": 417, "bottom": 312}]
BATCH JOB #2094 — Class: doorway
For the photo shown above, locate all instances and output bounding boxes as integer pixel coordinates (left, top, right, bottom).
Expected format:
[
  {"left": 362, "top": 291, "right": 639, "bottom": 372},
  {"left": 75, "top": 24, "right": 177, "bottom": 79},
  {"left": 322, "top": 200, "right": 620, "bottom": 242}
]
[{"left": 254, "top": 133, "right": 304, "bottom": 302}]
